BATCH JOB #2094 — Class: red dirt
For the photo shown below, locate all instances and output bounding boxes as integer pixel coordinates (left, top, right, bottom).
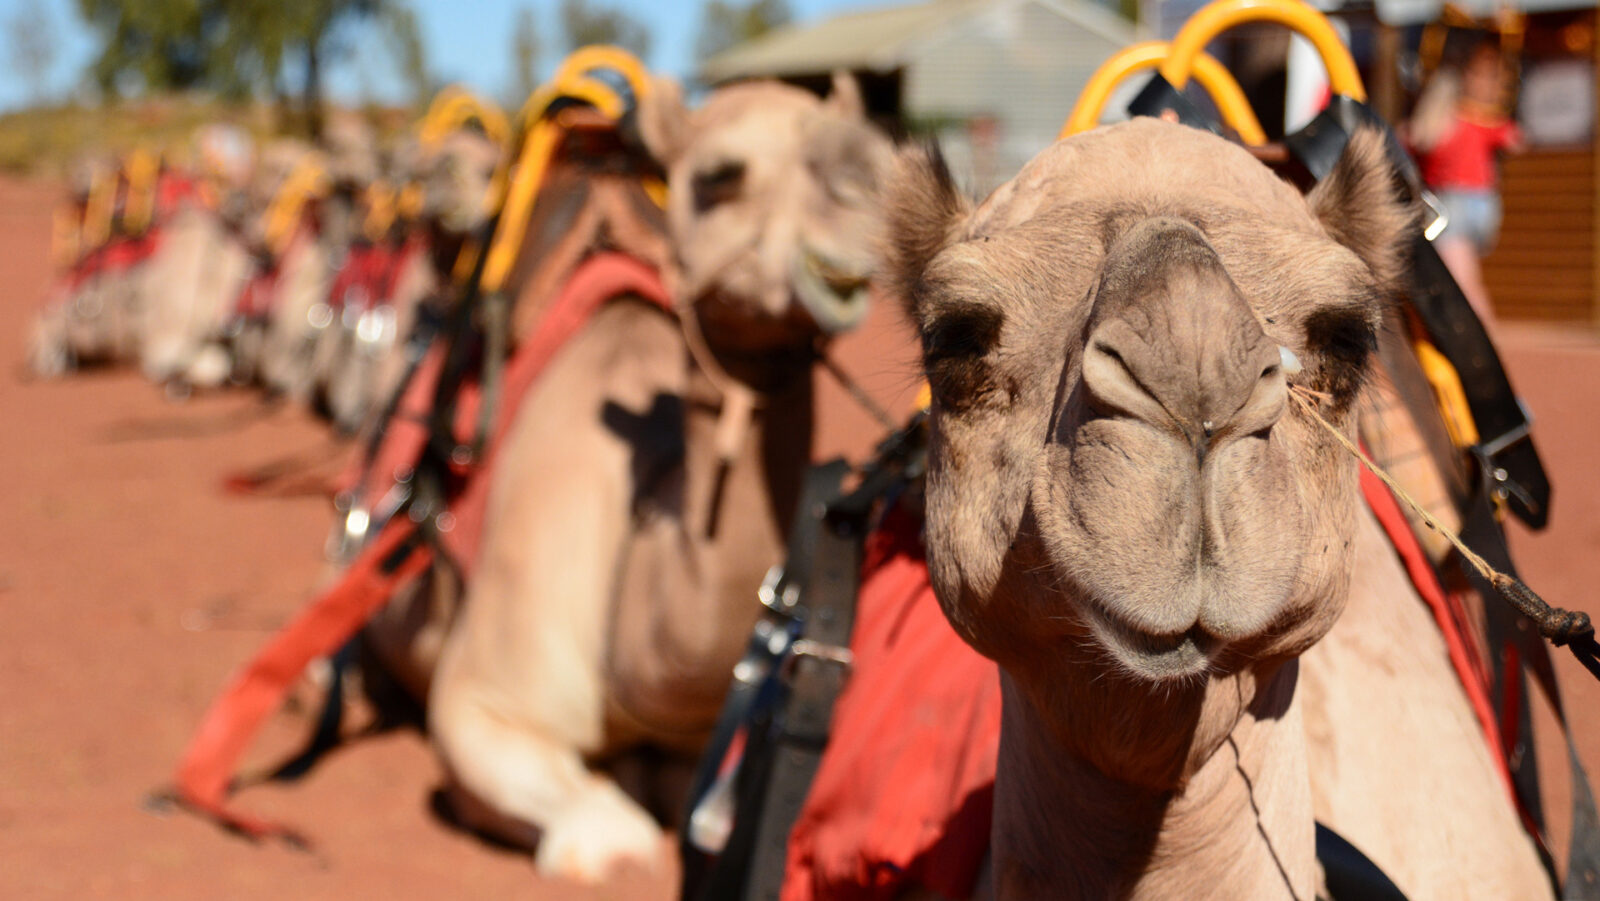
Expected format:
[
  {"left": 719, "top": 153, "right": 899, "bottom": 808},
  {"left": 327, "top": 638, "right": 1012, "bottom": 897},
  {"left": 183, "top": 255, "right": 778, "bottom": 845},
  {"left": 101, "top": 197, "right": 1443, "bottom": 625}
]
[{"left": 0, "top": 170, "right": 1596, "bottom": 898}]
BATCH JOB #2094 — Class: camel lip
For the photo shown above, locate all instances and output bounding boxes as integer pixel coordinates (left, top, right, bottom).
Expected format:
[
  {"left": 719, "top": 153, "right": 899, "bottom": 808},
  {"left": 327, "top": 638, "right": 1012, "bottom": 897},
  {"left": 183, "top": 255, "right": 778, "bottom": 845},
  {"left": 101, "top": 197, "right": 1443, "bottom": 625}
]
[{"left": 1078, "top": 601, "right": 1217, "bottom": 682}]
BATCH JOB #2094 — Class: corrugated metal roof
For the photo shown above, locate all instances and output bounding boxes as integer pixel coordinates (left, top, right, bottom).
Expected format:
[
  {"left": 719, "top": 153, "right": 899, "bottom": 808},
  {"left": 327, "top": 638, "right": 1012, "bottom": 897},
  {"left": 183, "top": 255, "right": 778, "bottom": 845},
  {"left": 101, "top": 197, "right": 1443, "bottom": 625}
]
[{"left": 698, "top": 0, "right": 1011, "bottom": 82}]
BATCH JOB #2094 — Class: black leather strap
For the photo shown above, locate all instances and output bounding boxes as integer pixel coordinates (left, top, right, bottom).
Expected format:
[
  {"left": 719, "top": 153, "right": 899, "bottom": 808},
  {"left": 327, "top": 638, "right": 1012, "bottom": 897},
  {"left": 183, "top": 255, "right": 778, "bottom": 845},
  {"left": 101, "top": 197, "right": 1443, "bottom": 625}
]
[
  {"left": 1283, "top": 95, "right": 1550, "bottom": 529},
  {"left": 738, "top": 500, "right": 867, "bottom": 901},
  {"left": 1126, "top": 73, "right": 1224, "bottom": 135},
  {"left": 678, "top": 460, "right": 850, "bottom": 892},
  {"left": 1317, "top": 822, "right": 1410, "bottom": 901},
  {"left": 684, "top": 418, "right": 927, "bottom": 901}
]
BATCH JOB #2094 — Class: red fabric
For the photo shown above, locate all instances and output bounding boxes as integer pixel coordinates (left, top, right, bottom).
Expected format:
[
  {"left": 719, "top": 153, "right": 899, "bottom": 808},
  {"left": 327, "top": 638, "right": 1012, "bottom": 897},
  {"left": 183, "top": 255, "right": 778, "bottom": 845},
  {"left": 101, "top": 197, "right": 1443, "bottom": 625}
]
[
  {"left": 232, "top": 227, "right": 310, "bottom": 320},
  {"left": 233, "top": 266, "right": 281, "bottom": 320},
  {"left": 173, "top": 519, "right": 433, "bottom": 839},
  {"left": 779, "top": 477, "right": 1516, "bottom": 899},
  {"left": 326, "top": 238, "right": 418, "bottom": 313},
  {"left": 155, "top": 172, "right": 196, "bottom": 221},
  {"left": 781, "top": 510, "right": 1001, "bottom": 901},
  {"left": 175, "top": 252, "right": 670, "bottom": 840},
  {"left": 327, "top": 243, "right": 384, "bottom": 312},
  {"left": 101, "top": 231, "right": 163, "bottom": 272},
  {"left": 1417, "top": 115, "right": 1522, "bottom": 191}
]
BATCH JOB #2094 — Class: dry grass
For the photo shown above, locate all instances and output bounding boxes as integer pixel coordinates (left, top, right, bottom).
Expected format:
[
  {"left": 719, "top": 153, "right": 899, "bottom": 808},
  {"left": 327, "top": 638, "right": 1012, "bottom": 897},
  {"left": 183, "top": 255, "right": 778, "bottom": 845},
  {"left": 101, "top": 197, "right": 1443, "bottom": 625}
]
[{"left": 0, "top": 95, "right": 413, "bottom": 178}]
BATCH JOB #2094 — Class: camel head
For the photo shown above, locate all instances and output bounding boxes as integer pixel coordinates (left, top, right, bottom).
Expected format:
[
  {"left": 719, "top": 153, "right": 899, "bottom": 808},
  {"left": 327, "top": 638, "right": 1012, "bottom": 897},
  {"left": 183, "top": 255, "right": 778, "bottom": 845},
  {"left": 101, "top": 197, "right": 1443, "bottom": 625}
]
[
  {"left": 412, "top": 129, "right": 501, "bottom": 237},
  {"left": 642, "top": 73, "right": 893, "bottom": 351},
  {"left": 888, "top": 119, "right": 1411, "bottom": 784}
]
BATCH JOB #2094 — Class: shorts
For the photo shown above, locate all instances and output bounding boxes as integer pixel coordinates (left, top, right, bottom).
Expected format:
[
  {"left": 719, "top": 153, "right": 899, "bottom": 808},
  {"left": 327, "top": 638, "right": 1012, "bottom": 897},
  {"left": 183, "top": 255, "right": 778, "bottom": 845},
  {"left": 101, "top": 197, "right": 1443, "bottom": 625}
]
[{"left": 1435, "top": 189, "right": 1501, "bottom": 255}]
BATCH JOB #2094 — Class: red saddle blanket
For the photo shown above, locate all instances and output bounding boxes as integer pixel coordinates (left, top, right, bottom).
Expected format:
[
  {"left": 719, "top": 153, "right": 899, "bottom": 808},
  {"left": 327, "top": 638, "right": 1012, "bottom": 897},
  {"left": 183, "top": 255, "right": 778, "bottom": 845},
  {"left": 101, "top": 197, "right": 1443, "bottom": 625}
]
[{"left": 779, "top": 468, "right": 1508, "bottom": 901}]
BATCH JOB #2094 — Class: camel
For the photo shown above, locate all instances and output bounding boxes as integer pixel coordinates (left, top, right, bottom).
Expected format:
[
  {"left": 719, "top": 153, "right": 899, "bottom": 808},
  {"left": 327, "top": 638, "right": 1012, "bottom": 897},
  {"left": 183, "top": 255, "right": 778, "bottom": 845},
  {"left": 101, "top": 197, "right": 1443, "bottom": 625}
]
[
  {"left": 248, "top": 139, "right": 336, "bottom": 400},
  {"left": 879, "top": 117, "right": 1549, "bottom": 899},
  {"left": 417, "top": 75, "right": 892, "bottom": 883},
  {"left": 317, "top": 129, "right": 500, "bottom": 435},
  {"left": 134, "top": 169, "right": 255, "bottom": 390},
  {"left": 27, "top": 154, "right": 142, "bottom": 376}
]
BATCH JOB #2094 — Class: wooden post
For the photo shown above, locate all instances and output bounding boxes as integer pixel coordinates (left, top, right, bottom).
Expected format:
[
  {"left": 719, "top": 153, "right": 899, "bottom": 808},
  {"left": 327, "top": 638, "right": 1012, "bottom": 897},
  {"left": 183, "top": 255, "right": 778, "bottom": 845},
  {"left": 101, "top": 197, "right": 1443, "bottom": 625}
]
[
  {"left": 1375, "top": 22, "right": 1402, "bottom": 125},
  {"left": 1592, "top": 10, "right": 1600, "bottom": 328}
]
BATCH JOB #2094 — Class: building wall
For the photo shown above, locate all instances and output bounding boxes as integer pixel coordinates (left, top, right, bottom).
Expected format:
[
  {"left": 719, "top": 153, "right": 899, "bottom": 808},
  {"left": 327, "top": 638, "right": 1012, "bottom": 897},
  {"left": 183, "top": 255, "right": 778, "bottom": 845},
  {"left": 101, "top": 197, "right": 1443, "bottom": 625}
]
[
  {"left": 901, "top": 0, "right": 1133, "bottom": 193},
  {"left": 1483, "top": 149, "right": 1596, "bottom": 321}
]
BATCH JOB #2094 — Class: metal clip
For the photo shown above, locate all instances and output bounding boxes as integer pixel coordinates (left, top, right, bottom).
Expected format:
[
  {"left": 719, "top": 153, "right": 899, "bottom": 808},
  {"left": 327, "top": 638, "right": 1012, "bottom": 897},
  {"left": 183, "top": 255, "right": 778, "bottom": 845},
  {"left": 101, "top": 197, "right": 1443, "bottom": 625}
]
[
  {"left": 758, "top": 564, "right": 800, "bottom": 614},
  {"left": 784, "top": 638, "right": 854, "bottom": 677},
  {"left": 1420, "top": 188, "right": 1449, "bottom": 242}
]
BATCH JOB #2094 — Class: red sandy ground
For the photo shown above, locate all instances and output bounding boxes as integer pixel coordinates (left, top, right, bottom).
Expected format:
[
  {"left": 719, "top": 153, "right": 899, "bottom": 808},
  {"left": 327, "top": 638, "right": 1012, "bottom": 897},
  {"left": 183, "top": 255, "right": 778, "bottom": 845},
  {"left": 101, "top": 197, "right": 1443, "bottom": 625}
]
[{"left": 0, "top": 172, "right": 1594, "bottom": 898}]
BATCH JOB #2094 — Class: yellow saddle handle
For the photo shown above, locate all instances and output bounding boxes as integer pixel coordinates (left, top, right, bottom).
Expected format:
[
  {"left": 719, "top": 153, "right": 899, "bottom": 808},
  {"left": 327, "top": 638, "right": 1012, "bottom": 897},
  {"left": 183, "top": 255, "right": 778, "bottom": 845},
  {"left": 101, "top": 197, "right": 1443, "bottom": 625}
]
[
  {"left": 480, "top": 45, "right": 652, "bottom": 294},
  {"left": 1062, "top": 41, "right": 1267, "bottom": 145},
  {"left": 420, "top": 86, "right": 511, "bottom": 151},
  {"left": 1162, "top": 0, "right": 1365, "bottom": 102}
]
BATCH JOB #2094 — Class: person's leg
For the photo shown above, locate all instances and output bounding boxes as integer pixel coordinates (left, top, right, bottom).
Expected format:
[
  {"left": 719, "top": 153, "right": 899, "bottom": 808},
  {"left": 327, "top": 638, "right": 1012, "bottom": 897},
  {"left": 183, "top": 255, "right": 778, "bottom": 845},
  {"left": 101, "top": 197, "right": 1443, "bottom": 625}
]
[{"left": 1434, "top": 190, "right": 1498, "bottom": 328}]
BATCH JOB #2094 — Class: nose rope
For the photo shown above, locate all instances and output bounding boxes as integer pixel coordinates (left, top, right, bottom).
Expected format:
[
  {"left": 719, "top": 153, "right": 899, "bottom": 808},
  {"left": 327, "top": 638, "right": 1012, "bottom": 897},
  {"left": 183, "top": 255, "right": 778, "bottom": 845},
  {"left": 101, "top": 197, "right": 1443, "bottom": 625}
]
[{"left": 1288, "top": 384, "right": 1600, "bottom": 674}]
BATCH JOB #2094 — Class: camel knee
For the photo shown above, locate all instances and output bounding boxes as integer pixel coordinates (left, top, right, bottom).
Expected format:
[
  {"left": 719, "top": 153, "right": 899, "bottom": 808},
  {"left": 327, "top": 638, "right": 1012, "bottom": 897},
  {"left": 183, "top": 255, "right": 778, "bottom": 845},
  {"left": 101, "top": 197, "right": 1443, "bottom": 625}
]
[{"left": 428, "top": 686, "right": 662, "bottom": 879}]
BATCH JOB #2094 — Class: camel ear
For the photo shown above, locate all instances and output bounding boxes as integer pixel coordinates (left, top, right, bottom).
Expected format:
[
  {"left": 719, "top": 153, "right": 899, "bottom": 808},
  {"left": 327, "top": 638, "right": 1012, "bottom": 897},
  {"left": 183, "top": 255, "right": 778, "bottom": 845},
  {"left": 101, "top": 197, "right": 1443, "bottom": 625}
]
[
  {"left": 825, "top": 70, "right": 866, "bottom": 120},
  {"left": 882, "top": 143, "right": 969, "bottom": 319},
  {"left": 638, "top": 76, "right": 691, "bottom": 167},
  {"left": 1306, "top": 127, "right": 1416, "bottom": 293}
]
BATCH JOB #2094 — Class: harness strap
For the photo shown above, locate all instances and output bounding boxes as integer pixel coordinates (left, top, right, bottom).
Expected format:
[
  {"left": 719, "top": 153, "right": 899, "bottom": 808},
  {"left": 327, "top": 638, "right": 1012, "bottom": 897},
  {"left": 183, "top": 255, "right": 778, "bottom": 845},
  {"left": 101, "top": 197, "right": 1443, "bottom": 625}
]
[
  {"left": 685, "top": 419, "right": 928, "bottom": 901},
  {"left": 170, "top": 518, "right": 432, "bottom": 840},
  {"left": 682, "top": 460, "right": 851, "bottom": 895},
  {"left": 1361, "top": 464, "right": 1511, "bottom": 792},
  {"left": 1317, "top": 823, "right": 1410, "bottom": 901}
]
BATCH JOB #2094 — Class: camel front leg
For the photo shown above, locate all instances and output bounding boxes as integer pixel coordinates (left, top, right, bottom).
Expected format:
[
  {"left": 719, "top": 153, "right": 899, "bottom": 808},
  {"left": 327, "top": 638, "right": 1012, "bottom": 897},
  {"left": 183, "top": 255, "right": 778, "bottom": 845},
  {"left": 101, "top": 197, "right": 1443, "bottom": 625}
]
[{"left": 429, "top": 302, "right": 682, "bottom": 883}]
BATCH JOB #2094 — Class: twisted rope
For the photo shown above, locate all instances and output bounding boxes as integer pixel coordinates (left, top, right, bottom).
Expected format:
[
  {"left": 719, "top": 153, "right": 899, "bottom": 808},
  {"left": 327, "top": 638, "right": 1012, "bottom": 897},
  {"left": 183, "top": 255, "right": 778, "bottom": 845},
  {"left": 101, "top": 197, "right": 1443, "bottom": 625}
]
[{"left": 1289, "top": 385, "right": 1599, "bottom": 670}]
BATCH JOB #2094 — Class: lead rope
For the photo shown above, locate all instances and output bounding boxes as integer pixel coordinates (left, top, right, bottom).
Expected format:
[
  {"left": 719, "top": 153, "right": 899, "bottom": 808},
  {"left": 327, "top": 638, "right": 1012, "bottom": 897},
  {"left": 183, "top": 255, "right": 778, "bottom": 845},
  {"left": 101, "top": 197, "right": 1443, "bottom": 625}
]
[
  {"left": 1289, "top": 384, "right": 1600, "bottom": 680},
  {"left": 817, "top": 350, "right": 898, "bottom": 434}
]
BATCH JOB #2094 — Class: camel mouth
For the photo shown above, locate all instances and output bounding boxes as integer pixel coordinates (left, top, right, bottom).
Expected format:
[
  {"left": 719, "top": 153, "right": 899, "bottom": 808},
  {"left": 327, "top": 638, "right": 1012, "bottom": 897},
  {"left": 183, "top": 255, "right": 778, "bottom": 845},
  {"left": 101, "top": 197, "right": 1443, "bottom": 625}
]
[
  {"left": 791, "top": 248, "right": 870, "bottom": 335},
  {"left": 1078, "top": 601, "right": 1217, "bottom": 682}
]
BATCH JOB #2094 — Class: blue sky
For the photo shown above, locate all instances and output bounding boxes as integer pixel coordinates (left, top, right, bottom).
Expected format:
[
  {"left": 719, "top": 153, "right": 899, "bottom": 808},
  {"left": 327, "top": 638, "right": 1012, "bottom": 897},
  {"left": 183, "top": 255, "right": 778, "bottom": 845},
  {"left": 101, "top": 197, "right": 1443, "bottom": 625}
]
[{"left": 0, "top": 0, "right": 899, "bottom": 113}]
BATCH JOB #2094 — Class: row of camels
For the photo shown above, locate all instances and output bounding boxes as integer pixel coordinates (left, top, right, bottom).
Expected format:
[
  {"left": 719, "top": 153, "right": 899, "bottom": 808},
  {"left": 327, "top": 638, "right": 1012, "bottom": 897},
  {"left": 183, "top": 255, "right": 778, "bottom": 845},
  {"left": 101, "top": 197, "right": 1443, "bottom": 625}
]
[
  {"left": 29, "top": 115, "right": 502, "bottom": 439},
  {"left": 31, "top": 44, "right": 1562, "bottom": 900}
]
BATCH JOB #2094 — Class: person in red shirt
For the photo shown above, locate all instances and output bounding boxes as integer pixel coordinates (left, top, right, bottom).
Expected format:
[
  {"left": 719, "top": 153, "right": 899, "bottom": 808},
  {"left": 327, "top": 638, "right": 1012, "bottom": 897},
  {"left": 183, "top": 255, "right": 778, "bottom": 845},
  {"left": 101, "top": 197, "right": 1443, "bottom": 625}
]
[{"left": 1408, "top": 39, "right": 1526, "bottom": 325}]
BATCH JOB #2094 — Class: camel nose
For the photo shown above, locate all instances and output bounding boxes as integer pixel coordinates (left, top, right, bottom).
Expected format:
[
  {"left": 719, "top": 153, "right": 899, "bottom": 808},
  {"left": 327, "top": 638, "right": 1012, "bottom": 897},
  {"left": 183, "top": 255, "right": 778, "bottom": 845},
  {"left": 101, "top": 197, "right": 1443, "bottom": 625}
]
[{"left": 1080, "top": 218, "right": 1287, "bottom": 448}]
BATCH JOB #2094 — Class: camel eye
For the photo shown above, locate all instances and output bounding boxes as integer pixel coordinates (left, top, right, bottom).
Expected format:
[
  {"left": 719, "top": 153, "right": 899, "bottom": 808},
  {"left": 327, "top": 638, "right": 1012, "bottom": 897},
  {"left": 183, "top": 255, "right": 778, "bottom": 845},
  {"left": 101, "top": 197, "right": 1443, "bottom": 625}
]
[
  {"left": 692, "top": 161, "right": 745, "bottom": 213},
  {"left": 1301, "top": 306, "right": 1376, "bottom": 405}
]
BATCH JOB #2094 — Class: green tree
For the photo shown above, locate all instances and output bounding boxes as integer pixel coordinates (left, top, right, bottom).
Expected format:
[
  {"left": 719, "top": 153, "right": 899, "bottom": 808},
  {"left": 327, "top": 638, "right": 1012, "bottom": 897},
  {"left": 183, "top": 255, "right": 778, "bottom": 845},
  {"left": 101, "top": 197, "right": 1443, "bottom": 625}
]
[
  {"left": 510, "top": 7, "right": 540, "bottom": 106},
  {"left": 559, "top": 0, "right": 650, "bottom": 58},
  {"left": 76, "top": 0, "right": 221, "bottom": 96},
  {"left": 695, "top": 0, "right": 789, "bottom": 61},
  {"left": 74, "top": 0, "right": 390, "bottom": 136}
]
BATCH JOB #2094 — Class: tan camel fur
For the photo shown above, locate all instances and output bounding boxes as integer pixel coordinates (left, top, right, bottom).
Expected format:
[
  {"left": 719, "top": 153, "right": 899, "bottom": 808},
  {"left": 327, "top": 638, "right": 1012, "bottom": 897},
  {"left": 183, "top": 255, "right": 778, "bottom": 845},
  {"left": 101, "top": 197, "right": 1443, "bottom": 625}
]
[
  {"left": 136, "top": 201, "right": 255, "bottom": 389},
  {"left": 423, "top": 76, "right": 892, "bottom": 884},
  {"left": 250, "top": 140, "right": 334, "bottom": 401},
  {"left": 883, "top": 117, "right": 1546, "bottom": 900}
]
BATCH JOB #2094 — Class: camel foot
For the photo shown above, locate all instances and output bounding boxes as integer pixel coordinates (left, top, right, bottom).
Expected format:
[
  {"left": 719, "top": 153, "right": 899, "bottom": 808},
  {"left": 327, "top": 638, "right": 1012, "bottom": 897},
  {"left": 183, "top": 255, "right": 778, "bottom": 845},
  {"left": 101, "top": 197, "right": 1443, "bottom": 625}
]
[{"left": 534, "top": 781, "right": 663, "bottom": 885}]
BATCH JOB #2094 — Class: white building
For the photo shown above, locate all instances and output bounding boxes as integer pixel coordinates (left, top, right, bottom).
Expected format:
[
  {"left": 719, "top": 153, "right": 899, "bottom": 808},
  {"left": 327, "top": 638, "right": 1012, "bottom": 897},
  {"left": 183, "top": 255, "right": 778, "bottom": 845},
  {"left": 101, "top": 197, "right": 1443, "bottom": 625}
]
[{"left": 700, "top": 0, "right": 1141, "bottom": 192}]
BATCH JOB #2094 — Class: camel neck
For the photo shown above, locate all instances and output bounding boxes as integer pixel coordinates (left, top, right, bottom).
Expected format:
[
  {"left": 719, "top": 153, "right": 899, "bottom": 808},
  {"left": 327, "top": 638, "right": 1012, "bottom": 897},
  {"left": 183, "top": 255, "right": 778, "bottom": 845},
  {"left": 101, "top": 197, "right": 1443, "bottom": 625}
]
[
  {"left": 991, "top": 663, "right": 1316, "bottom": 901},
  {"left": 681, "top": 338, "right": 814, "bottom": 540}
]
